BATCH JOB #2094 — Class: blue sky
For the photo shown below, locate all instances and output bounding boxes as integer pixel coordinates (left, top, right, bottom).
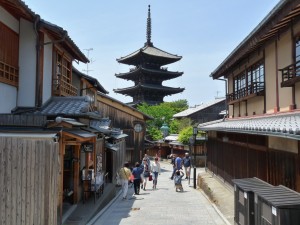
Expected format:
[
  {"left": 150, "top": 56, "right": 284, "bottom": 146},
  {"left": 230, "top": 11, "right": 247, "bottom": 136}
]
[{"left": 24, "top": 0, "right": 279, "bottom": 106}]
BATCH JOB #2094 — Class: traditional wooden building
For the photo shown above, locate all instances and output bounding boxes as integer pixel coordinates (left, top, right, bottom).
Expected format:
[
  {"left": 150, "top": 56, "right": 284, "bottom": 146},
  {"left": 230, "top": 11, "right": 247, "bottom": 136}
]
[
  {"left": 114, "top": 5, "right": 184, "bottom": 106},
  {"left": 0, "top": 1, "right": 126, "bottom": 224},
  {"left": 199, "top": 0, "right": 300, "bottom": 192},
  {"left": 96, "top": 92, "right": 152, "bottom": 166},
  {"left": 173, "top": 98, "right": 226, "bottom": 124}
]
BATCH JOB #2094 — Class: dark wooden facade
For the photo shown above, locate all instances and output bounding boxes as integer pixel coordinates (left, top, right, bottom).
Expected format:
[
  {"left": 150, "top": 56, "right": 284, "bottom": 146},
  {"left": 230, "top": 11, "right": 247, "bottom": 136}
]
[
  {"left": 96, "top": 92, "right": 151, "bottom": 165},
  {"left": 206, "top": 132, "right": 300, "bottom": 192}
]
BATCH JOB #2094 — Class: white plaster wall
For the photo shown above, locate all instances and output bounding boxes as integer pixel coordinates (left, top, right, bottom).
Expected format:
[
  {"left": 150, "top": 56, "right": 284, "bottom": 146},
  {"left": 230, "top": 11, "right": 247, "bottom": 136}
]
[
  {"left": 18, "top": 18, "right": 36, "bottom": 107},
  {"left": 268, "top": 136, "right": 298, "bottom": 154},
  {"left": 0, "top": 6, "right": 19, "bottom": 33},
  {"left": 42, "top": 35, "right": 53, "bottom": 104},
  {"left": 0, "top": 83, "right": 17, "bottom": 113},
  {"left": 0, "top": 6, "right": 19, "bottom": 113}
]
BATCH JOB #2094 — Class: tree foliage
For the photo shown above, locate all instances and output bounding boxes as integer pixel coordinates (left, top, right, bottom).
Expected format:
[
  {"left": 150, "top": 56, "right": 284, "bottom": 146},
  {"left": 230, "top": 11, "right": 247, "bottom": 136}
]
[
  {"left": 137, "top": 100, "right": 189, "bottom": 140},
  {"left": 178, "top": 126, "right": 193, "bottom": 145}
]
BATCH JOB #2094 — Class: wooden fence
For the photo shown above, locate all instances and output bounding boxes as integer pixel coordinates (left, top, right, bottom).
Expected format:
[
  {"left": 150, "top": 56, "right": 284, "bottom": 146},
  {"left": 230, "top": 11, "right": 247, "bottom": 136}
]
[{"left": 0, "top": 137, "right": 59, "bottom": 225}]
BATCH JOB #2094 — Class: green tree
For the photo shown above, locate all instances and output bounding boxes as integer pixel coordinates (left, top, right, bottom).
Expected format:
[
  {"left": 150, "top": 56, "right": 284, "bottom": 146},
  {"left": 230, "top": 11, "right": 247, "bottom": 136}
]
[
  {"left": 137, "top": 100, "right": 189, "bottom": 140},
  {"left": 178, "top": 126, "right": 193, "bottom": 145}
]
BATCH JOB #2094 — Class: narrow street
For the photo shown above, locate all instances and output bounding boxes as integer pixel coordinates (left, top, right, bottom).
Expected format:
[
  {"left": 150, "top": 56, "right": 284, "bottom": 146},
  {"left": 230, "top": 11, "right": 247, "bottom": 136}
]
[{"left": 88, "top": 161, "right": 229, "bottom": 225}]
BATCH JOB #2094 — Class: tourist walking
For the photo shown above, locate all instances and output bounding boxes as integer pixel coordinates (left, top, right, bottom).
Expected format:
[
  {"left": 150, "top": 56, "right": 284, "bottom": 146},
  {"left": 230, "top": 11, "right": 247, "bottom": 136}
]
[
  {"left": 118, "top": 162, "right": 132, "bottom": 200},
  {"left": 143, "top": 153, "right": 150, "bottom": 166},
  {"left": 174, "top": 170, "right": 185, "bottom": 192},
  {"left": 141, "top": 158, "right": 151, "bottom": 190},
  {"left": 175, "top": 155, "right": 182, "bottom": 171},
  {"left": 151, "top": 157, "right": 161, "bottom": 189},
  {"left": 182, "top": 153, "right": 191, "bottom": 179},
  {"left": 131, "top": 162, "right": 143, "bottom": 195},
  {"left": 169, "top": 154, "right": 176, "bottom": 179}
]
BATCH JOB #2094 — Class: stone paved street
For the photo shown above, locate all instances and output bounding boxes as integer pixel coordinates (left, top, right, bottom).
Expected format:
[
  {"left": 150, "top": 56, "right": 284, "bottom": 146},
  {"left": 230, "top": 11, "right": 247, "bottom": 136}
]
[{"left": 88, "top": 161, "right": 230, "bottom": 225}]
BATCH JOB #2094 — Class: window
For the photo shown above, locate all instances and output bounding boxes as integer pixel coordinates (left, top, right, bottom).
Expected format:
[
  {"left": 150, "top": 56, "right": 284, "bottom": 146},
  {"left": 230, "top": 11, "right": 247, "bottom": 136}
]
[
  {"left": 0, "top": 22, "right": 19, "bottom": 87},
  {"left": 295, "top": 39, "right": 300, "bottom": 76},
  {"left": 233, "top": 61, "right": 264, "bottom": 100},
  {"left": 53, "top": 50, "right": 77, "bottom": 96}
]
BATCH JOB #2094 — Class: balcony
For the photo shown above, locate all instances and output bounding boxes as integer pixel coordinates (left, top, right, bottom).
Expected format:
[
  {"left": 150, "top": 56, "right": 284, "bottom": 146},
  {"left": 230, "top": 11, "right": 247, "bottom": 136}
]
[
  {"left": 52, "top": 78, "right": 78, "bottom": 96},
  {"left": 227, "top": 82, "right": 264, "bottom": 104},
  {"left": 280, "top": 61, "right": 300, "bottom": 87}
]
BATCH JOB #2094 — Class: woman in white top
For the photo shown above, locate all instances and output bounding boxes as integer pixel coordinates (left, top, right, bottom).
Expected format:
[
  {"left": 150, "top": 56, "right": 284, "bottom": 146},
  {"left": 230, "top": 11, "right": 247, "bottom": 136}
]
[{"left": 151, "top": 157, "right": 161, "bottom": 189}]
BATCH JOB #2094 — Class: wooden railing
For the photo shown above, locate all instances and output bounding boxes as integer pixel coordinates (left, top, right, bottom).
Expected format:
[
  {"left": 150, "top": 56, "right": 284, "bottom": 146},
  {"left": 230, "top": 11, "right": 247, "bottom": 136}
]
[
  {"left": 227, "top": 82, "right": 264, "bottom": 103},
  {"left": 0, "top": 61, "right": 19, "bottom": 87},
  {"left": 279, "top": 61, "right": 300, "bottom": 87},
  {"left": 52, "top": 78, "right": 78, "bottom": 96}
]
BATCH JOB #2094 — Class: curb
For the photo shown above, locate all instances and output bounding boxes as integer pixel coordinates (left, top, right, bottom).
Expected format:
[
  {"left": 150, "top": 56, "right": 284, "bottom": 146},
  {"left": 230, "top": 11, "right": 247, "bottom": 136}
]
[
  {"left": 86, "top": 189, "right": 122, "bottom": 225},
  {"left": 198, "top": 189, "right": 232, "bottom": 225}
]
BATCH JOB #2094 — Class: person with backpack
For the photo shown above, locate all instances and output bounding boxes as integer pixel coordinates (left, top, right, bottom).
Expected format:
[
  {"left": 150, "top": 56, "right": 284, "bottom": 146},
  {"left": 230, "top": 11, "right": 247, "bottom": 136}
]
[
  {"left": 174, "top": 170, "right": 185, "bottom": 192},
  {"left": 119, "top": 162, "right": 132, "bottom": 200},
  {"left": 132, "top": 162, "right": 143, "bottom": 195}
]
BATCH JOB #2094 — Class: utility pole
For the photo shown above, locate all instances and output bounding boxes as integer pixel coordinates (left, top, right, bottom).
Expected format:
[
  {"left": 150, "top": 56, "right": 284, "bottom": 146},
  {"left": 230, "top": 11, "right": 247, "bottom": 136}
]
[{"left": 83, "top": 48, "right": 94, "bottom": 75}]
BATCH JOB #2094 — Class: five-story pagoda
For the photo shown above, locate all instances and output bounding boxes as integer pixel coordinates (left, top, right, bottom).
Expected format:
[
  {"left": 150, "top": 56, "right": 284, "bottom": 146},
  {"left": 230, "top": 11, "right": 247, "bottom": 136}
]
[{"left": 114, "top": 5, "right": 184, "bottom": 106}]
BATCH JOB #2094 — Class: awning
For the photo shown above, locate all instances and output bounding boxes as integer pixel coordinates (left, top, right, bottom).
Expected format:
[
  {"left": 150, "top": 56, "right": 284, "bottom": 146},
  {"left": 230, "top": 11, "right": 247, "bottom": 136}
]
[
  {"left": 110, "top": 133, "right": 128, "bottom": 140},
  {"left": 105, "top": 143, "right": 119, "bottom": 151},
  {"left": 62, "top": 129, "right": 96, "bottom": 142}
]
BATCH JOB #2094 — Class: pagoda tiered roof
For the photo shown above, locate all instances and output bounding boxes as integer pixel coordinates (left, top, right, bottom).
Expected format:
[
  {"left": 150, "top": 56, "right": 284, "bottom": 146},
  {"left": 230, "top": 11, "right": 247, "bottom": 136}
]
[
  {"left": 113, "top": 83, "right": 184, "bottom": 96},
  {"left": 115, "top": 66, "right": 183, "bottom": 81},
  {"left": 117, "top": 45, "right": 182, "bottom": 66},
  {"left": 114, "top": 5, "right": 184, "bottom": 105}
]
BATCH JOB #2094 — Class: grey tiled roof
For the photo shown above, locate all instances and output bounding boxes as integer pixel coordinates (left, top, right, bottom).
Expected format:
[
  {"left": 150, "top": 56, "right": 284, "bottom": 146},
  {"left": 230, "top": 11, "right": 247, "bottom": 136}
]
[
  {"left": 117, "top": 45, "right": 181, "bottom": 62},
  {"left": 198, "top": 112, "right": 300, "bottom": 140},
  {"left": 174, "top": 98, "right": 225, "bottom": 118},
  {"left": 36, "top": 96, "right": 98, "bottom": 117}
]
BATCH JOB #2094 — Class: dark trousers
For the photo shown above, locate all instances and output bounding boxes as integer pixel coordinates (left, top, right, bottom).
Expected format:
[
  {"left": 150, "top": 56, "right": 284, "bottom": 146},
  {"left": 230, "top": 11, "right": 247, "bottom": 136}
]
[{"left": 133, "top": 179, "right": 141, "bottom": 194}]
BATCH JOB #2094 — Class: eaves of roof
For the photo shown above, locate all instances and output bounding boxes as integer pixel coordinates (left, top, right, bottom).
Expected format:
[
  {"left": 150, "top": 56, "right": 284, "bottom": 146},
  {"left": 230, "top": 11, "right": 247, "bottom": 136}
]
[
  {"left": 97, "top": 92, "right": 153, "bottom": 120},
  {"left": 115, "top": 66, "right": 183, "bottom": 79},
  {"left": 39, "top": 20, "right": 88, "bottom": 63},
  {"left": 198, "top": 112, "right": 300, "bottom": 140},
  {"left": 0, "top": 1, "right": 88, "bottom": 63},
  {"left": 72, "top": 66, "right": 108, "bottom": 94},
  {"left": 116, "top": 45, "right": 182, "bottom": 66},
  {"left": 173, "top": 98, "right": 225, "bottom": 118},
  {"left": 114, "top": 83, "right": 185, "bottom": 94},
  {"left": 211, "top": 0, "right": 300, "bottom": 79}
]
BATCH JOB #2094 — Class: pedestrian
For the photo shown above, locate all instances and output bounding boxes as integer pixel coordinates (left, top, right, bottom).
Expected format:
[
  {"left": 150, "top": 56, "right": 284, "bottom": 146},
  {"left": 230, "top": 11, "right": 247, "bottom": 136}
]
[
  {"left": 143, "top": 153, "right": 150, "bottom": 166},
  {"left": 182, "top": 153, "right": 191, "bottom": 179},
  {"left": 174, "top": 170, "right": 185, "bottom": 192},
  {"left": 141, "top": 158, "right": 151, "bottom": 190},
  {"left": 131, "top": 162, "right": 143, "bottom": 195},
  {"left": 118, "top": 162, "right": 132, "bottom": 200},
  {"left": 170, "top": 154, "right": 176, "bottom": 180},
  {"left": 175, "top": 155, "right": 182, "bottom": 172},
  {"left": 151, "top": 157, "right": 161, "bottom": 189}
]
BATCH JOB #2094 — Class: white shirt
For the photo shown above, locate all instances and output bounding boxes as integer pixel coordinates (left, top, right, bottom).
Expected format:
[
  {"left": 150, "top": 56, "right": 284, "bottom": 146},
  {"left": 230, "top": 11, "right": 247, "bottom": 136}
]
[{"left": 151, "top": 162, "right": 161, "bottom": 173}]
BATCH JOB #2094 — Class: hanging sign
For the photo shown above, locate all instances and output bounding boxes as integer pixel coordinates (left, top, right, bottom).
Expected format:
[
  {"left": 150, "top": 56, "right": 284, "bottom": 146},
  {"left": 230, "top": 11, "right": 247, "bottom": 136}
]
[{"left": 81, "top": 143, "right": 94, "bottom": 152}]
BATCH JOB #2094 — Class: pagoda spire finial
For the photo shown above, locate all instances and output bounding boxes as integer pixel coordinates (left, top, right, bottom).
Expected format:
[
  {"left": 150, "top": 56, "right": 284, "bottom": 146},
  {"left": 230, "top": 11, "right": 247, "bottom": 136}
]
[{"left": 145, "top": 5, "right": 153, "bottom": 47}]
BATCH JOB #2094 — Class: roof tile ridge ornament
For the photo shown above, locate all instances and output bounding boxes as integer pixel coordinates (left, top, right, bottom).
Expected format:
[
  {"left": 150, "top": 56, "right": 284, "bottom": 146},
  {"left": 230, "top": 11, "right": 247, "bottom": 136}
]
[{"left": 145, "top": 5, "right": 153, "bottom": 47}]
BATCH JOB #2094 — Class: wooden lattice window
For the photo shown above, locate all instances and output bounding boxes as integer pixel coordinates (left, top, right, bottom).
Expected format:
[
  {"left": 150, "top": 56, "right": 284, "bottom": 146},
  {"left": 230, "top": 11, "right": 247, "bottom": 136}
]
[
  {"left": 0, "top": 22, "right": 19, "bottom": 87},
  {"left": 53, "top": 50, "right": 77, "bottom": 96}
]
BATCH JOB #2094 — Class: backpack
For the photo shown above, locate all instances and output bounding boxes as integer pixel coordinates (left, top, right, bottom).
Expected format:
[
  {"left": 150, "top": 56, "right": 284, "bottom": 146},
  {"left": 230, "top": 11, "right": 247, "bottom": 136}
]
[{"left": 174, "top": 175, "right": 181, "bottom": 185}]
